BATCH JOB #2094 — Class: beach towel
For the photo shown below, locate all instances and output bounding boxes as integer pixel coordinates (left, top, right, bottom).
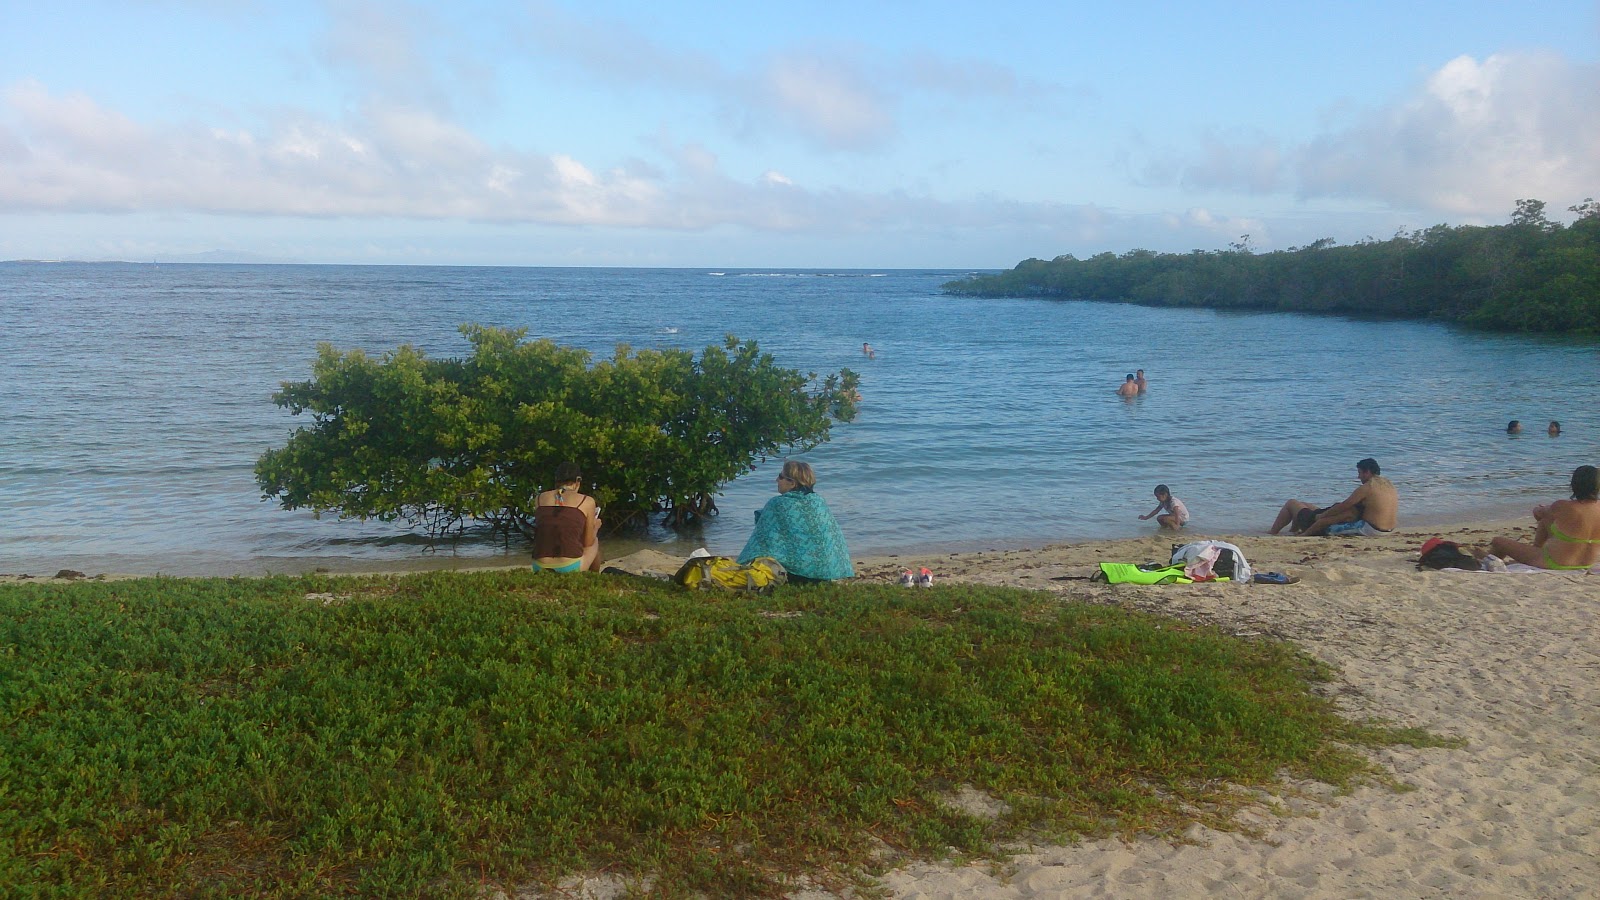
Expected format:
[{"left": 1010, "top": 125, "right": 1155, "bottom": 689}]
[
  {"left": 1095, "top": 563, "right": 1195, "bottom": 585},
  {"left": 738, "top": 491, "right": 855, "bottom": 581},
  {"left": 1441, "top": 562, "right": 1599, "bottom": 574}
]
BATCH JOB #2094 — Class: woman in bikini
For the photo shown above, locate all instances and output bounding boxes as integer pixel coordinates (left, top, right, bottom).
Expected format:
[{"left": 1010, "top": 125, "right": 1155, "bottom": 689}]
[
  {"left": 531, "top": 462, "right": 603, "bottom": 573},
  {"left": 1488, "top": 465, "right": 1600, "bottom": 570}
]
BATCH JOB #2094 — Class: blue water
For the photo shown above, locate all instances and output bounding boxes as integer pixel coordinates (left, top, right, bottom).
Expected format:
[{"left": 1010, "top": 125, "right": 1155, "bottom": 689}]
[{"left": 3, "top": 262, "right": 1596, "bottom": 576}]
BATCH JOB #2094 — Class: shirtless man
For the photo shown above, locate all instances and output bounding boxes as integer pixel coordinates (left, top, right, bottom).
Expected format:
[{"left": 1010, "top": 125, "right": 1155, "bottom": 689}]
[
  {"left": 1116, "top": 374, "right": 1139, "bottom": 397},
  {"left": 1135, "top": 369, "right": 1147, "bottom": 393},
  {"left": 1269, "top": 458, "right": 1398, "bottom": 536}
]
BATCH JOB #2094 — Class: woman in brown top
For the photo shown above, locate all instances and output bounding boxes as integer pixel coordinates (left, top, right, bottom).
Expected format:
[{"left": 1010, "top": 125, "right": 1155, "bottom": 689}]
[{"left": 532, "top": 462, "right": 602, "bottom": 572}]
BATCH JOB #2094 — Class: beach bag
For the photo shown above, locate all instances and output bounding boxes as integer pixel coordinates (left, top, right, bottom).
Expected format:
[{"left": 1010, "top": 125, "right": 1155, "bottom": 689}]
[
  {"left": 1417, "top": 539, "right": 1480, "bottom": 571},
  {"left": 674, "top": 556, "right": 788, "bottom": 593},
  {"left": 1170, "top": 541, "right": 1252, "bottom": 583}
]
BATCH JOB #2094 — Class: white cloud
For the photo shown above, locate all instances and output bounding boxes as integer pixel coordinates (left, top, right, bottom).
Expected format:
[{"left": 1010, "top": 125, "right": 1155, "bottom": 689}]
[
  {"left": 318, "top": 0, "right": 495, "bottom": 117},
  {"left": 757, "top": 54, "right": 893, "bottom": 150},
  {"left": 1297, "top": 51, "right": 1600, "bottom": 215},
  {"left": 1166, "top": 51, "right": 1600, "bottom": 217},
  {"left": 0, "top": 78, "right": 1102, "bottom": 237},
  {"left": 1160, "top": 207, "right": 1265, "bottom": 243},
  {"left": 517, "top": 2, "right": 1055, "bottom": 152},
  {"left": 1177, "top": 131, "right": 1287, "bottom": 194}
]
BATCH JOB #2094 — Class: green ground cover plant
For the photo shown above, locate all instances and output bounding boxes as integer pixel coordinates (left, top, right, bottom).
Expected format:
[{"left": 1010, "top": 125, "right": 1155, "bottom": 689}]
[{"left": 0, "top": 574, "right": 1451, "bottom": 897}]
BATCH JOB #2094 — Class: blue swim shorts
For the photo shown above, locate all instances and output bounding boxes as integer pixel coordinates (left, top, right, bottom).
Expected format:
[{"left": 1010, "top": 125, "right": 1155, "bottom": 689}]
[
  {"left": 1325, "top": 520, "right": 1392, "bottom": 537},
  {"left": 531, "top": 559, "right": 584, "bottom": 573}
]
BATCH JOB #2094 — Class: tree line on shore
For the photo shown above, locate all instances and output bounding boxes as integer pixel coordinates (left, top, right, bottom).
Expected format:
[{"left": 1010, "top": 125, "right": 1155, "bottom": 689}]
[{"left": 944, "top": 199, "right": 1600, "bottom": 335}]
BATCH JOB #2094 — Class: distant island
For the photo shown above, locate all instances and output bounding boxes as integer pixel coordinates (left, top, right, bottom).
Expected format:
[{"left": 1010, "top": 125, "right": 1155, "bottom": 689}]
[
  {"left": 3, "top": 250, "right": 302, "bottom": 265},
  {"left": 945, "top": 199, "right": 1600, "bottom": 335}
]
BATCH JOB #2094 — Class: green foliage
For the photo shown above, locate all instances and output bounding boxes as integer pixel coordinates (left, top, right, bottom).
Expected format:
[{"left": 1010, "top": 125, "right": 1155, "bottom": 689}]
[
  {"left": 256, "top": 327, "right": 859, "bottom": 537},
  {"left": 946, "top": 199, "right": 1600, "bottom": 335},
  {"left": 0, "top": 575, "right": 1445, "bottom": 897}
]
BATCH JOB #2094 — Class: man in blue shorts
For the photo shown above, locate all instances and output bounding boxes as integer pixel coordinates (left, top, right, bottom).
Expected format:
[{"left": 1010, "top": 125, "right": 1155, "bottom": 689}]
[{"left": 1270, "top": 458, "right": 1398, "bottom": 537}]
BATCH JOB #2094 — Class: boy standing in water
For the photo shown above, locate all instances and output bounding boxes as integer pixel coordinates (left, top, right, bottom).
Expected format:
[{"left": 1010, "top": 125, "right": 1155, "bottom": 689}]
[{"left": 1140, "top": 484, "right": 1190, "bottom": 529}]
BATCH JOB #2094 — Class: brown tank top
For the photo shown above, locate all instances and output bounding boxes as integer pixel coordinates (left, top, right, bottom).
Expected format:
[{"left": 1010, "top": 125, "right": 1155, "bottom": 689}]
[{"left": 534, "top": 502, "right": 589, "bottom": 559}]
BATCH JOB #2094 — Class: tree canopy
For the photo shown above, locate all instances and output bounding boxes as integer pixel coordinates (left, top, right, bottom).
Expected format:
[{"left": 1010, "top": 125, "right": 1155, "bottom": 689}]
[
  {"left": 256, "top": 326, "right": 859, "bottom": 540},
  {"left": 945, "top": 199, "right": 1600, "bottom": 335}
]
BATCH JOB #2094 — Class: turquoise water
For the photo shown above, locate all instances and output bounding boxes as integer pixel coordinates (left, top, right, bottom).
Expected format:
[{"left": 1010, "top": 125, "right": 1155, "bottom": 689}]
[{"left": 3, "top": 262, "right": 1596, "bottom": 576}]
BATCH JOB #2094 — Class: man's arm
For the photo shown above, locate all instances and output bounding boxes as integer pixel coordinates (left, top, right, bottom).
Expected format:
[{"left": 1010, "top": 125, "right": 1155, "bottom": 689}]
[
  {"left": 1305, "top": 484, "right": 1368, "bottom": 534},
  {"left": 1322, "top": 484, "right": 1369, "bottom": 518}
]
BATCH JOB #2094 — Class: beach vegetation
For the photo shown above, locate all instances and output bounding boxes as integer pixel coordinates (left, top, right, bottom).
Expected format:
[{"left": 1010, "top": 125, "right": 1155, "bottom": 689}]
[
  {"left": 255, "top": 326, "right": 859, "bottom": 538},
  {"left": 945, "top": 198, "right": 1600, "bottom": 335},
  {"left": 1, "top": 573, "right": 1451, "bottom": 897}
]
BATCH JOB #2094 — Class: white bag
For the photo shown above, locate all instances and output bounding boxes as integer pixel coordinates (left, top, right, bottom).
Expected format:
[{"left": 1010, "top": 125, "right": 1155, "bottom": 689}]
[{"left": 1170, "top": 540, "right": 1253, "bottom": 583}]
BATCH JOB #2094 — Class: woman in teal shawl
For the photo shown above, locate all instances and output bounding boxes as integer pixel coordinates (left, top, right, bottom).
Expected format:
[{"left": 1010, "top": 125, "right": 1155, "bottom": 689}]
[{"left": 738, "top": 460, "right": 855, "bottom": 583}]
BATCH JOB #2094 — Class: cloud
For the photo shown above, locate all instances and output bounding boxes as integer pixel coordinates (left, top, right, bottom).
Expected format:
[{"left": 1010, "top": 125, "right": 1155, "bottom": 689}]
[
  {"left": 520, "top": 3, "right": 723, "bottom": 88},
  {"left": 755, "top": 53, "right": 893, "bottom": 150},
  {"left": 1298, "top": 52, "right": 1600, "bottom": 214},
  {"left": 0, "top": 78, "right": 1103, "bottom": 237},
  {"left": 1163, "top": 51, "right": 1600, "bottom": 217},
  {"left": 321, "top": 0, "right": 435, "bottom": 90},
  {"left": 1160, "top": 207, "right": 1265, "bottom": 245},
  {"left": 319, "top": 0, "right": 494, "bottom": 116},
  {"left": 517, "top": 2, "right": 1056, "bottom": 152},
  {"left": 1176, "top": 131, "right": 1287, "bottom": 194}
]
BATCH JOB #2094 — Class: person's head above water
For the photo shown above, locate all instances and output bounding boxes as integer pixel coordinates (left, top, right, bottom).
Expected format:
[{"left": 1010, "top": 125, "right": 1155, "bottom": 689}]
[
  {"left": 1549, "top": 420, "right": 1561, "bottom": 436},
  {"left": 1507, "top": 420, "right": 1522, "bottom": 434},
  {"left": 1125, "top": 374, "right": 1136, "bottom": 382},
  {"left": 1153, "top": 484, "right": 1171, "bottom": 500}
]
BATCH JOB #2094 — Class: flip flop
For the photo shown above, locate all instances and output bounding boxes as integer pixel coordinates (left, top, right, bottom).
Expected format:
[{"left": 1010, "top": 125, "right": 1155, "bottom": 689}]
[{"left": 1252, "top": 572, "right": 1299, "bottom": 585}]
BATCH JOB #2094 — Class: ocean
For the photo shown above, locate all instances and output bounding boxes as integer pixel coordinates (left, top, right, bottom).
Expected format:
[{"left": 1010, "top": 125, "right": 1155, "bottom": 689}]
[{"left": 3, "top": 262, "right": 1596, "bottom": 576}]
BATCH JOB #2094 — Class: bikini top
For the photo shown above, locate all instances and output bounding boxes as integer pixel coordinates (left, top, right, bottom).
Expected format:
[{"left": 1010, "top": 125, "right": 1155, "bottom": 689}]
[
  {"left": 534, "top": 492, "right": 592, "bottom": 559},
  {"left": 1549, "top": 522, "right": 1600, "bottom": 544}
]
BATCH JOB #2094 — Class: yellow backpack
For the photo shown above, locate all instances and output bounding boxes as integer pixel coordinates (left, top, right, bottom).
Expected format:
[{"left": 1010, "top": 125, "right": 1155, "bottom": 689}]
[{"left": 674, "top": 556, "right": 788, "bottom": 593}]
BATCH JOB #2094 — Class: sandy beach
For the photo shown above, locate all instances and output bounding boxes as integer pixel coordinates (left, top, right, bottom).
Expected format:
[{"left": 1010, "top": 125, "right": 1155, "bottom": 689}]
[
  {"left": 834, "top": 519, "right": 1600, "bottom": 899},
  {"left": 552, "top": 518, "right": 1600, "bottom": 899},
  {"left": 8, "top": 518, "right": 1598, "bottom": 898}
]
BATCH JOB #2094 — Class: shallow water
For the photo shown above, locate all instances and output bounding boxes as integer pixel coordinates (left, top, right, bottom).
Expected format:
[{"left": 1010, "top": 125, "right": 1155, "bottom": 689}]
[{"left": 2, "top": 262, "right": 1595, "bottom": 575}]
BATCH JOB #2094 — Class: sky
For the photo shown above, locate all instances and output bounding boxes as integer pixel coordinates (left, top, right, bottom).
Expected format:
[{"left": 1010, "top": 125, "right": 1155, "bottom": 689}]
[{"left": 2, "top": 0, "right": 1598, "bottom": 267}]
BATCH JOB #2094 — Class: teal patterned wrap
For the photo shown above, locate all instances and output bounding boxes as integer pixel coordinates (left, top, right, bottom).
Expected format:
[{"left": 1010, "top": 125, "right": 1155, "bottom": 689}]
[{"left": 737, "top": 491, "right": 855, "bottom": 581}]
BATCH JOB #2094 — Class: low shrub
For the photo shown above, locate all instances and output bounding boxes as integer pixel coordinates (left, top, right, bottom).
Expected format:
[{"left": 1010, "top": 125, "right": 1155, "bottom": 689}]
[{"left": 0, "top": 573, "right": 1448, "bottom": 897}]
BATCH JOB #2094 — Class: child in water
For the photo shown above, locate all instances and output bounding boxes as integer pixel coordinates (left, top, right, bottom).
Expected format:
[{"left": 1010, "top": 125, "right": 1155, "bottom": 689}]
[{"left": 1139, "top": 484, "right": 1190, "bottom": 530}]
